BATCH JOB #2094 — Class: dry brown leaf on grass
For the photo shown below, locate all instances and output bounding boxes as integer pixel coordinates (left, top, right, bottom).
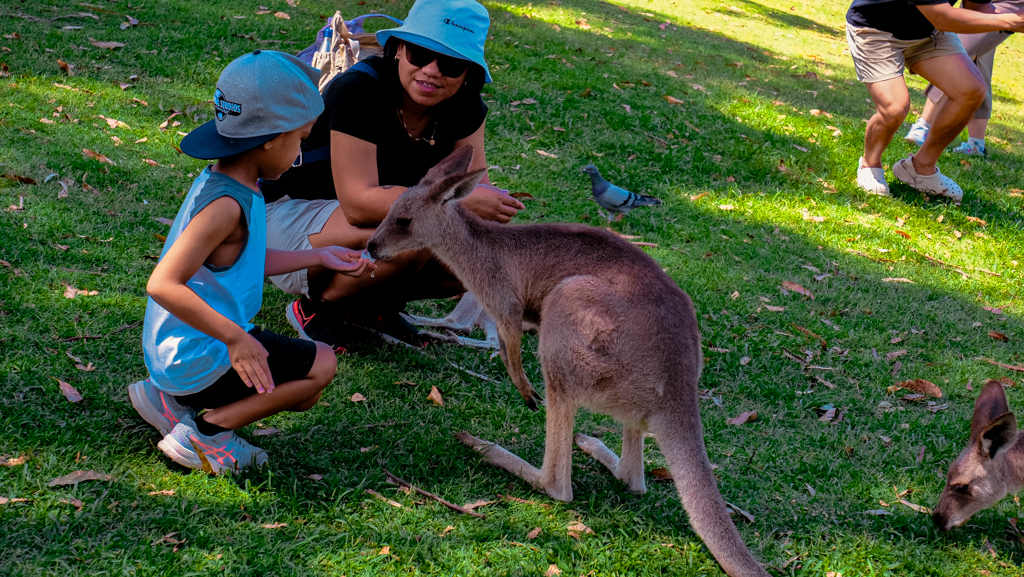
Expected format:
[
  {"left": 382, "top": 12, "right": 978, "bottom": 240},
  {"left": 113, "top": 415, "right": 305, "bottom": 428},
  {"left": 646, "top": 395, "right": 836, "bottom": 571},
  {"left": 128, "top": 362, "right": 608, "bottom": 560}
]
[
  {"left": 536, "top": 149, "right": 558, "bottom": 159},
  {"left": 462, "top": 499, "right": 495, "bottom": 511},
  {"left": 59, "top": 497, "right": 84, "bottom": 511},
  {"left": 82, "top": 149, "right": 115, "bottom": 165},
  {"left": 727, "top": 410, "right": 756, "bottom": 425},
  {"left": 989, "top": 331, "right": 1008, "bottom": 341},
  {"left": 663, "top": 95, "right": 684, "bottom": 104},
  {"left": 898, "top": 499, "right": 931, "bottom": 514},
  {"left": 149, "top": 489, "right": 175, "bottom": 496},
  {"left": 427, "top": 385, "right": 444, "bottom": 406},
  {"left": 882, "top": 278, "right": 914, "bottom": 284},
  {"left": 998, "top": 377, "right": 1016, "bottom": 387},
  {"left": 143, "top": 159, "right": 162, "bottom": 167},
  {"left": 896, "top": 379, "right": 943, "bottom": 398},
  {"left": 526, "top": 527, "right": 542, "bottom": 539},
  {"left": 64, "top": 286, "right": 98, "bottom": 298},
  {"left": 274, "top": 11, "right": 290, "bottom": 19},
  {"left": 366, "top": 489, "right": 402, "bottom": 508},
  {"left": 350, "top": 393, "right": 366, "bottom": 402},
  {"left": 0, "top": 497, "right": 31, "bottom": 504},
  {"left": 763, "top": 305, "right": 786, "bottom": 312},
  {"left": 886, "top": 349, "right": 907, "bottom": 361},
  {"left": 57, "top": 60, "right": 74, "bottom": 75},
  {"left": 567, "top": 522, "right": 594, "bottom": 538},
  {"left": 261, "top": 522, "right": 287, "bottom": 529},
  {"left": 1, "top": 455, "right": 28, "bottom": 466},
  {"left": 99, "top": 116, "right": 129, "bottom": 129},
  {"left": 650, "top": 467, "right": 673, "bottom": 480},
  {"left": 48, "top": 470, "right": 112, "bottom": 487},
  {"left": 895, "top": 230, "right": 911, "bottom": 239},
  {"left": 154, "top": 217, "right": 174, "bottom": 225},
  {"left": 89, "top": 38, "right": 124, "bottom": 49},
  {"left": 52, "top": 377, "right": 83, "bottom": 402},
  {"left": 545, "top": 565, "right": 562, "bottom": 577},
  {"left": 781, "top": 281, "right": 813, "bottom": 299},
  {"left": 2, "top": 174, "right": 37, "bottom": 185},
  {"left": 725, "top": 502, "right": 755, "bottom": 522}
]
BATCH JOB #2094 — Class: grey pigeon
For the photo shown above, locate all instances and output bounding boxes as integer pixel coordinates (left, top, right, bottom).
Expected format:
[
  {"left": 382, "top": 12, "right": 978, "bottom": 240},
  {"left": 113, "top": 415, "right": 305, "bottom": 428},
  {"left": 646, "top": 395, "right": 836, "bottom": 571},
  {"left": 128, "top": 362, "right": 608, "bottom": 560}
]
[{"left": 582, "top": 164, "right": 662, "bottom": 225}]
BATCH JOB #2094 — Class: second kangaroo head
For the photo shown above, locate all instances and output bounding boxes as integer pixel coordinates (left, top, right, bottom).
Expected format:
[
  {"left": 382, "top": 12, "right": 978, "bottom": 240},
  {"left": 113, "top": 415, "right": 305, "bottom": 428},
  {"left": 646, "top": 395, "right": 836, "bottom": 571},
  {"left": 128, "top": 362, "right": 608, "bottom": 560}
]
[
  {"left": 933, "top": 379, "right": 1022, "bottom": 531},
  {"left": 366, "top": 144, "right": 486, "bottom": 261}
]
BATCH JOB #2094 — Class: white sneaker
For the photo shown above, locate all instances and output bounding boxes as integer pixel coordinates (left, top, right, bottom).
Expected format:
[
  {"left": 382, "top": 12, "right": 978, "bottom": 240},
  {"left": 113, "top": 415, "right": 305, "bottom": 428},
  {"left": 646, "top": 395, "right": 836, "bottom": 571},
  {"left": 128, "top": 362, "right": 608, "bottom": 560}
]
[
  {"left": 856, "top": 158, "right": 889, "bottom": 195},
  {"left": 951, "top": 141, "right": 986, "bottom": 157},
  {"left": 892, "top": 155, "right": 963, "bottom": 203},
  {"left": 905, "top": 122, "right": 929, "bottom": 146}
]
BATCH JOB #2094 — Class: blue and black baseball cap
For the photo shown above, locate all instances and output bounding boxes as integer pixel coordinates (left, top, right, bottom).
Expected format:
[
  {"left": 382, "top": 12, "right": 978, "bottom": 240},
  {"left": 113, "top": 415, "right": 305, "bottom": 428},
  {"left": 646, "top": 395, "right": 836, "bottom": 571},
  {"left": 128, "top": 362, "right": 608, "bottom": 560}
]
[
  {"left": 376, "top": 0, "right": 493, "bottom": 84},
  {"left": 180, "top": 50, "right": 325, "bottom": 160}
]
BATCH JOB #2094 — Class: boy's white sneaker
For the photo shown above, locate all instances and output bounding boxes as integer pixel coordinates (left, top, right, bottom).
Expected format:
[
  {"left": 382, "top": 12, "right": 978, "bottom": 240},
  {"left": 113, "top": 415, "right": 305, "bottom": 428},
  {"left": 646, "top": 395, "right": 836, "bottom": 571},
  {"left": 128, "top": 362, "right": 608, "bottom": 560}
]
[
  {"left": 951, "top": 141, "right": 986, "bottom": 157},
  {"left": 157, "top": 415, "right": 268, "bottom": 474},
  {"left": 128, "top": 378, "right": 195, "bottom": 436},
  {"left": 905, "top": 122, "right": 930, "bottom": 146},
  {"left": 856, "top": 158, "right": 890, "bottom": 195},
  {"left": 892, "top": 155, "right": 963, "bottom": 203}
]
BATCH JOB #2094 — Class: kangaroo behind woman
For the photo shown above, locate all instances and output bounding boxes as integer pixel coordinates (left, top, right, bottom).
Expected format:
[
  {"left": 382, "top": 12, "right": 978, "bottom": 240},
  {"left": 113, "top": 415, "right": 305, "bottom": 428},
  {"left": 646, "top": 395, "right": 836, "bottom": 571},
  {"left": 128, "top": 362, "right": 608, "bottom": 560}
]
[{"left": 365, "top": 145, "right": 769, "bottom": 577}]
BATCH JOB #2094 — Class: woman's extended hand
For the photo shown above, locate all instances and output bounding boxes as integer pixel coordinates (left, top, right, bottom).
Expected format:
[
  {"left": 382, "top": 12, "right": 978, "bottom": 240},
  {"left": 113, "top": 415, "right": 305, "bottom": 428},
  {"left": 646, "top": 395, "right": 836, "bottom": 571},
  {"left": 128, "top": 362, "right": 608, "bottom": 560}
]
[
  {"left": 460, "top": 186, "right": 525, "bottom": 224},
  {"left": 226, "top": 331, "right": 274, "bottom": 394},
  {"left": 319, "top": 246, "right": 376, "bottom": 278}
]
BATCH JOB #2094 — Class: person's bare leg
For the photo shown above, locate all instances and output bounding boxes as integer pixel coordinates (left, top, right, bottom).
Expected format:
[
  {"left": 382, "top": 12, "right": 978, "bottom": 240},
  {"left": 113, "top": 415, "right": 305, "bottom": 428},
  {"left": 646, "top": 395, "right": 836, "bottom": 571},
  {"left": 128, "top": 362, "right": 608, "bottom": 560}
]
[
  {"left": 202, "top": 342, "right": 336, "bottom": 430},
  {"left": 966, "top": 117, "right": 989, "bottom": 140},
  {"left": 863, "top": 76, "right": 911, "bottom": 168},
  {"left": 919, "top": 96, "right": 939, "bottom": 125},
  {"left": 910, "top": 53, "right": 986, "bottom": 174}
]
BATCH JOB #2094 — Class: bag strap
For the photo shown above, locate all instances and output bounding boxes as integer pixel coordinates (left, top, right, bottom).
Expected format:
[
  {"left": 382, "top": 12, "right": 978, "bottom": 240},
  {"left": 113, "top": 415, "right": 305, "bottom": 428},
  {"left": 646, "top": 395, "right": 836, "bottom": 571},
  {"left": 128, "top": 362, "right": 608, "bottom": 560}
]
[{"left": 297, "top": 61, "right": 381, "bottom": 166}]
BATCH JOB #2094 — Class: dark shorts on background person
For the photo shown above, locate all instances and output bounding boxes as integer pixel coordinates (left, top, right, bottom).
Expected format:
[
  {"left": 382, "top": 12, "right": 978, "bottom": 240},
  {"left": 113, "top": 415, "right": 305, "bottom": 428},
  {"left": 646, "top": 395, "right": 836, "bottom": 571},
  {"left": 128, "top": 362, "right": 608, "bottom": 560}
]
[{"left": 174, "top": 326, "right": 317, "bottom": 410}]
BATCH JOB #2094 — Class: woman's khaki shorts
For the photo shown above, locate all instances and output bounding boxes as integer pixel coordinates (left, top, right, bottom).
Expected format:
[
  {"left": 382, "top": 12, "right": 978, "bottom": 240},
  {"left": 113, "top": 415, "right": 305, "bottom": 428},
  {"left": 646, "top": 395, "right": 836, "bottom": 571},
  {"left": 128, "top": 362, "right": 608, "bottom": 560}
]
[
  {"left": 265, "top": 195, "right": 340, "bottom": 297},
  {"left": 846, "top": 23, "right": 967, "bottom": 84}
]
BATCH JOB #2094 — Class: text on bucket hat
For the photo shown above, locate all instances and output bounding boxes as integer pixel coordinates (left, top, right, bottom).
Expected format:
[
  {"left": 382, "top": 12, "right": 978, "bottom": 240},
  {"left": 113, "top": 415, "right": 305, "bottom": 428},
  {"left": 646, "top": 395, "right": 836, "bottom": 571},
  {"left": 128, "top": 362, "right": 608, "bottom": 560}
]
[
  {"left": 180, "top": 50, "right": 325, "bottom": 160},
  {"left": 375, "top": 0, "right": 492, "bottom": 84}
]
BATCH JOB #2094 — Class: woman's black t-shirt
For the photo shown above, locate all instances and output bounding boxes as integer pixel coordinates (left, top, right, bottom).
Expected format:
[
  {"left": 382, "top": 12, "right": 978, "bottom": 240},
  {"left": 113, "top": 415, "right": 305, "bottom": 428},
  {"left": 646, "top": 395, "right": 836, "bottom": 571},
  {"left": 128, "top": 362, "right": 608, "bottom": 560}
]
[{"left": 260, "top": 56, "right": 488, "bottom": 203}]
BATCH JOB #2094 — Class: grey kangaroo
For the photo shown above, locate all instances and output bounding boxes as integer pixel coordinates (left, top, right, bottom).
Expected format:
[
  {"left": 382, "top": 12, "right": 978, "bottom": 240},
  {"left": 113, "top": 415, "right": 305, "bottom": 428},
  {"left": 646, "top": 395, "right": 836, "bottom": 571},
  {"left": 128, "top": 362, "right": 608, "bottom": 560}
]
[
  {"left": 365, "top": 145, "right": 768, "bottom": 577},
  {"left": 933, "top": 379, "right": 1024, "bottom": 531}
]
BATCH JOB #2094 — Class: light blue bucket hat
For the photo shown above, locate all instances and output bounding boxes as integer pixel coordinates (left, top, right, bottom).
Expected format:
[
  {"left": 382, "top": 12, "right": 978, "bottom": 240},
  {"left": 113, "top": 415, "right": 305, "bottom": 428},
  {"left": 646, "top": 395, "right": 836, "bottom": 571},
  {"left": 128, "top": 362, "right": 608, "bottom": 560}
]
[{"left": 376, "top": 0, "right": 492, "bottom": 83}]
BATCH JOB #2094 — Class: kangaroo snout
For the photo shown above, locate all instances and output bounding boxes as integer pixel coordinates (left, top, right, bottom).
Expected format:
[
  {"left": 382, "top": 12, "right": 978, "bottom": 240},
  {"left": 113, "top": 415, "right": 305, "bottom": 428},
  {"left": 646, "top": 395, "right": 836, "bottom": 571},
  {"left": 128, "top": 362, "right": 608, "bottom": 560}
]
[{"left": 365, "top": 239, "right": 381, "bottom": 260}]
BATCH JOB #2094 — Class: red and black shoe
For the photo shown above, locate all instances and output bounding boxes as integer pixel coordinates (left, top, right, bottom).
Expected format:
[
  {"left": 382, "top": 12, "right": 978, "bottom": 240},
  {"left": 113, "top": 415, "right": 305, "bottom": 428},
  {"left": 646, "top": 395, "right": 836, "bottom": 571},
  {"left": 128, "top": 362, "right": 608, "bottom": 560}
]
[{"left": 285, "top": 297, "right": 317, "bottom": 341}]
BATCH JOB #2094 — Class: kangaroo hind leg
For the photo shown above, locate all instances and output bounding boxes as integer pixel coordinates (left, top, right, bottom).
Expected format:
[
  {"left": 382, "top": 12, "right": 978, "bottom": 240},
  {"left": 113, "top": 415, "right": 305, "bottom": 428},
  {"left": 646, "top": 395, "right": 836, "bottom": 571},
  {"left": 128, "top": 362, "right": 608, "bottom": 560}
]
[{"left": 575, "top": 428, "right": 646, "bottom": 494}]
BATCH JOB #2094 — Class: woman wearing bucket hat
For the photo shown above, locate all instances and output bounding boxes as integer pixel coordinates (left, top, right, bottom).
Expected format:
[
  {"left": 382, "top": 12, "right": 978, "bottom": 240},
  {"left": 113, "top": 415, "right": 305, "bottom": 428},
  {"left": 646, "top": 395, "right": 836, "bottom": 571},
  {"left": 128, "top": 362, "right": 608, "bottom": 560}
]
[{"left": 259, "top": 0, "right": 523, "bottom": 350}]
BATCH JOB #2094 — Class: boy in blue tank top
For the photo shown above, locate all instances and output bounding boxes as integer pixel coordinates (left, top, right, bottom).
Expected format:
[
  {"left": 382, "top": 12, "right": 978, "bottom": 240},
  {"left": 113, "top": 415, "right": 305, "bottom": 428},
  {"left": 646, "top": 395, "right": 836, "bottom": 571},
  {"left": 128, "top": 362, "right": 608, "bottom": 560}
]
[{"left": 129, "top": 50, "right": 375, "bottom": 473}]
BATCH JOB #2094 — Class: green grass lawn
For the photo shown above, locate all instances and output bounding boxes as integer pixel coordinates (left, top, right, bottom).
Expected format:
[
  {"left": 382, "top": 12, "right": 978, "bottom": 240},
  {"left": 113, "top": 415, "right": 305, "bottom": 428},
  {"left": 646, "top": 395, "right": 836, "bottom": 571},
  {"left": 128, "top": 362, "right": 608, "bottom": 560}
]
[{"left": 2, "top": 0, "right": 1024, "bottom": 575}]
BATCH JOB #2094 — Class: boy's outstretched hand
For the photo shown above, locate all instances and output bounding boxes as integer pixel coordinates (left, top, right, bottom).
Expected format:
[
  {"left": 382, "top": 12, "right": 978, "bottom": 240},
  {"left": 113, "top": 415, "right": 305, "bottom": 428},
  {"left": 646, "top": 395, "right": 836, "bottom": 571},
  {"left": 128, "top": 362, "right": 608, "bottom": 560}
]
[
  {"left": 320, "top": 246, "right": 376, "bottom": 278},
  {"left": 227, "top": 331, "right": 275, "bottom": 394}
]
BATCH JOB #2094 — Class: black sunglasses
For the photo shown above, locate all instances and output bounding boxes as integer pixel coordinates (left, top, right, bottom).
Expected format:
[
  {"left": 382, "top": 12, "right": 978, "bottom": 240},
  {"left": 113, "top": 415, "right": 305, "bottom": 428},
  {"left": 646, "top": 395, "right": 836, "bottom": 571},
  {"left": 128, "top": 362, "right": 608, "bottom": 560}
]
[{"left": 403, "top": 43, "right": 471, "bottom": 78}]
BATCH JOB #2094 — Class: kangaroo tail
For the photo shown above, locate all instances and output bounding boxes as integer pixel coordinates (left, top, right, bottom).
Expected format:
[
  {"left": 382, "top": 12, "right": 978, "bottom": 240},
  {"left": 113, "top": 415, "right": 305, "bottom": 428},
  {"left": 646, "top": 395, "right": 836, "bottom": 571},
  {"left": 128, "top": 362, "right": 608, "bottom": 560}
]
[{"left": 650, "top": 409, "right": 768, "bottom": 577}]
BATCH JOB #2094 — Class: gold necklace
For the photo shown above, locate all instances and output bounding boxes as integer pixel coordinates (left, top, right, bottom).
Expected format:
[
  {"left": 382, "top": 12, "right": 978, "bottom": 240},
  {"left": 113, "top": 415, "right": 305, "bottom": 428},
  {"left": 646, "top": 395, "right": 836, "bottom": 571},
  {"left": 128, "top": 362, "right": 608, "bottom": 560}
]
[{"left": 397, "top": 107, "right": 437, "bottom": 146}]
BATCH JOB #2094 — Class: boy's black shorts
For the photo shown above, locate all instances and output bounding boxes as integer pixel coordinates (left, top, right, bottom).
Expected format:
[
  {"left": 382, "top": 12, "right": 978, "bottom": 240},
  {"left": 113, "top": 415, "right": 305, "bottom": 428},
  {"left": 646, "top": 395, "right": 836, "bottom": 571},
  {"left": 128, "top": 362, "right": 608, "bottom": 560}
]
[{"left": 175, "top": 326, "right": 317, "bottom": 410}]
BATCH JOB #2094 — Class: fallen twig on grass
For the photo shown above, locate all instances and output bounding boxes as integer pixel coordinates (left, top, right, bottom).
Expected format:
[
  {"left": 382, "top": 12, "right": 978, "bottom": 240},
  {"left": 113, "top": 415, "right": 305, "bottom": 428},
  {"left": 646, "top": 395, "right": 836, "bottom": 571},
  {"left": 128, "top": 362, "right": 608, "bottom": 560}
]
[
  {"left": 976, "top": 357, "right": 1024, "bottom": 372},
  {"left": 382, "top": 467, "right": 485, "bottom": 518},
  {"left": 366, "top": 489, "right": 402, "bottom": 508},
  {"left": 448, "top": 362, "right": 500, "bottom": 383},
  {"left": 62, "top": 320, "right": 141, "bottom": 342}
]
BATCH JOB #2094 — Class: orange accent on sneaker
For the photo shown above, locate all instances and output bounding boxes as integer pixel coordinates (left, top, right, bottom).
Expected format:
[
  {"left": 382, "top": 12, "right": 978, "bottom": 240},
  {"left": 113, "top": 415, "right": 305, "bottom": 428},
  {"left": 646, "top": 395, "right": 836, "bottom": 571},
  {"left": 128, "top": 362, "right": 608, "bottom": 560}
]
[
  {"left": 292, "top": 299, "right": 315, "bottom": 328},
  {"left": 159, "top": 392, "right": 182, "bottom": 428},
  {"left": 187, "top": 434, "right": 237, "bottom": 468}
]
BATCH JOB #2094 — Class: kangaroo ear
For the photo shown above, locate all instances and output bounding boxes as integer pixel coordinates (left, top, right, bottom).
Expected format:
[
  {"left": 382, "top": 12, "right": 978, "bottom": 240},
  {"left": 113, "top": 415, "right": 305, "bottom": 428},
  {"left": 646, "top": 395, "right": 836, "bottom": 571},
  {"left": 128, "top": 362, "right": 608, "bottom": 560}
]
[
  {"left": 422, "top": 144, "right": 475, "bottom": 183},
  {"left": 970, "top": 380, "right": 1012, "bottom": 444},
  {"left": 429, "top": 168, "right": 486, "bottom": 205},
  {"left": 976, "top": 412, "right": 1018, "bottom": 459}
]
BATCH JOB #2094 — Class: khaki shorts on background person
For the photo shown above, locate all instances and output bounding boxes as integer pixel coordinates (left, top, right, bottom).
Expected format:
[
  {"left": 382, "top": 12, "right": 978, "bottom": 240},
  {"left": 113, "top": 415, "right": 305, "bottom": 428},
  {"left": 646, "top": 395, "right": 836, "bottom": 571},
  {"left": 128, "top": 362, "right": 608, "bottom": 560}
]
[
  {"left": 846, "top": 23, "right": 967, "bottom": 83},
  {"left": 265, "top": 196, "right": 341, "bottom": 297}
]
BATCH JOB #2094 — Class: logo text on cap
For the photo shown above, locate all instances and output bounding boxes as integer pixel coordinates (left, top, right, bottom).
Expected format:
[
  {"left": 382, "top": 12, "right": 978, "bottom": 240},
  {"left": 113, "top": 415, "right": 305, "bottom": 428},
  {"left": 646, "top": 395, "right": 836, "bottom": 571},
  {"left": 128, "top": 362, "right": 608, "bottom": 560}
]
[
  {"left": 442, "top": 18, "right": 474, "bottom": 33},
  {"left": 214, "top": 88, "right": 243, "bottom": 121}
]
